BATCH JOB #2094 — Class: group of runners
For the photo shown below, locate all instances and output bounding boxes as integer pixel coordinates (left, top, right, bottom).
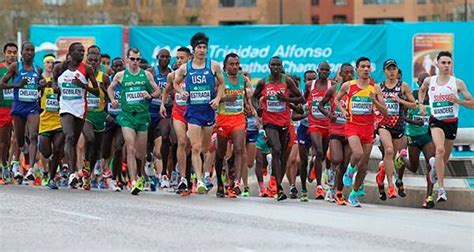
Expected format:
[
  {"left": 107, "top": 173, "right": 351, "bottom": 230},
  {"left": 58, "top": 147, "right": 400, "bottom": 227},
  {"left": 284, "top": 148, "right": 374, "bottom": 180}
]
[{"left": 0, "top": 32, "right": 472, "bottom": 208}]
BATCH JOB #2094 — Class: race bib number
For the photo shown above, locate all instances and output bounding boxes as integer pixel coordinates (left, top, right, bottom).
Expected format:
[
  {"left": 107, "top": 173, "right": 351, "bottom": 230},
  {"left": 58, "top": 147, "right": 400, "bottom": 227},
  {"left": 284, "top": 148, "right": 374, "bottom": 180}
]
[
  {"left": 45, "top": 94, "right": 59, "bottom": 112},
  {"left": 61, "top": 82, "right": 83, "bottom": 100},
  {"left": 18, "top": 84, "right": 38, "bottom": 102},
  {"left": 3, "top": 89, "right": 13, "bottom": 101},
  {"left": 266, "top": 95, "right": 286, "bottom": 113},
  {"left": 311, "top": 101, "right": 329, "bottom": 119},
  {"left": 432, "top": 101, "right": 455, "bottom": 120},
  {"left": 87, "top": 94, "right": 100, "bottom": 110},
  {"left": 224, "top": 97, "right": 243, "bottom": 113},
  {"left": 350, "top": 96, "right": 372, "bottom": 115},
  {"left": 335, "top": 110, "right": 346, "bottom": 124},
  {"left": 413, "top": 114, "right": 430, "bottom": 127},
  {"left": 190, "top": 90, "right": 211, "bottom": 105},
  {"left": 125, "top": 91, "right": 145, "bottom": 103},
  {"left": 107, "top": 103, "right": 121, "bottom": 115},
  {"left": 386, "top": 98, "right": 400, "bottom": 115},
  {"left": 175, "top": 93, "right": 187, "bottom": 106}
]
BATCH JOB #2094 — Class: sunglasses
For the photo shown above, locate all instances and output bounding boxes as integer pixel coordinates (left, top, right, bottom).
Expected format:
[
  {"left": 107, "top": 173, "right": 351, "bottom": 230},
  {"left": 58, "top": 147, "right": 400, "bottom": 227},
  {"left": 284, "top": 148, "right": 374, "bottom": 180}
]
[{"left": 129, "top": 57, "right": 141, "bottom": 62}]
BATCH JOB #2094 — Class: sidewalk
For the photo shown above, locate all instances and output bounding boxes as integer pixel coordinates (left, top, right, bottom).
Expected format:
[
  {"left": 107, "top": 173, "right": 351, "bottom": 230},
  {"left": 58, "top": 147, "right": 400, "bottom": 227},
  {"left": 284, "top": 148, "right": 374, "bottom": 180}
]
[{"left": 244, "top": 169, "right": 473, "bottom": 212}]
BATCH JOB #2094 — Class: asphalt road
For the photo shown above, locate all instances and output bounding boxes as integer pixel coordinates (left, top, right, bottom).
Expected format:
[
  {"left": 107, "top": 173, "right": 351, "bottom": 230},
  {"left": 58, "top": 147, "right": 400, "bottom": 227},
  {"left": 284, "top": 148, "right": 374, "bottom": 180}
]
[{"left": 0, "top": 185, "right": 472, "bottom": 251}]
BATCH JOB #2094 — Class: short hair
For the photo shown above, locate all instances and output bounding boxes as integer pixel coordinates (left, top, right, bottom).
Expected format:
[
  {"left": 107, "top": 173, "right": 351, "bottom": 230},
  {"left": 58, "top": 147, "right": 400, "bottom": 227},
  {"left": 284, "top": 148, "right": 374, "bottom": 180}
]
[
  {"left": 340, "top": 63, "right": 353, "bottom": 69},
  {"left": 437, "top": 51, "right": 452, "bottom": 61},
  {"left": 127, "top": 48, "right": 140, "bottom": 57},
  {"left": 3, "top": 42, "right": 17, "bottom": 53},
  {"left": 190, "top": 32, "right": 209, "bottom": 49},
  {"left": 356, "top": 56, "right": 371, "bottom": 68},
  {"left": 303, "top": 70, "right": 316, "bottom": 79},
  {"left": 101, "top": 53, "right": 110, "bottom": 59},
  {"left": 139, "top": 58, "right": 148, "bottom": 64},
  {"left": 21, "top": 41, "right": 33, "bottom": 52},
  {"left": 223, "top": 53, "right": 239, "bottom": 67},
  {"left": 269, "top": 56, "right": 282, "bottom": 64},
  {"left": 111, "top": 57, "right": 122, "bottom": 63},
  {"left": 177, "top": 47, "right": 191, "bottom": 55},
  {"left": 87, "top": 45, "right": 101, "bottom": 53},
  {"left": 68, "top": 42, "right": 82, "bottom": 54}
]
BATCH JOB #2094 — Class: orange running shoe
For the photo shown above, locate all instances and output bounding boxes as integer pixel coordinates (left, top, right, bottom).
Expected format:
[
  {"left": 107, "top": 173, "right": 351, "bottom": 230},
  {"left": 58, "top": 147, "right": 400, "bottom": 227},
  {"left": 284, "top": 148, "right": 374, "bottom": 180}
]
[
  {"left": 315, "top": 185, "right": 325, "bottom": 200},
  {"left": 0, "top": 178, "right": 5, "bottom": 185},
  {"left": 33, "top": 177, "right": 42, "bottom": 186},
  {"left": 309, "top": 161, "right": 316, "bottom": 183},
  {"left": 376, "top": 161, "right": 385, "bottom": 186},
  {"left": 226, "top": 186, "right": 237, "bottom": 198},
  {"left": 388, "top": 185, "right": 397, "bottom": 199},
  {"left": 335, "top": 191, "right": 347, "bottom": 205},
  {"left": 267, "top": 176, "right": 277, "bottom": 196}
]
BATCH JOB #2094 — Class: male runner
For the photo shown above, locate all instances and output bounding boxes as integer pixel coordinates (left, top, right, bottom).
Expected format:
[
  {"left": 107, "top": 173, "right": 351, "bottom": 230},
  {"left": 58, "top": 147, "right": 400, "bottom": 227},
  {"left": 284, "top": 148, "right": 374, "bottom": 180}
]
[
  {"left": 252, "top": 56, "right": 304, "bottom": 201},
  {"left": 101, "top": 53, "right": 111, "bottom": 67},
  {"left": 335, "top": 57, "right": 387, "bottom": 207},
  {"left": 108, "top": 48, "right": 161, "bottom": 195},
  {"left": 173, "top": 33, "right": 224, "bottom": 194},
  {"left": 418, "top": 51, "right": 474, "bottom": 202}
]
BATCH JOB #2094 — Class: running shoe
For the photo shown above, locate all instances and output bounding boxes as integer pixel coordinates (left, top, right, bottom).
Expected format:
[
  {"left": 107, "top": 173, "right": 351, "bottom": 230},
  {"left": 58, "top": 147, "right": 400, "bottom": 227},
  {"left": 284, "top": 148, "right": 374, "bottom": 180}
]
[
  {"left": 216, "top": 185, "right": 225, "bottom": 198},
  {"left": 170, "top": 171, "right": 179, "bottom": 187},
  {"left": 47, "top": 180, "right": 59, "bottom": 190},
  {"left": 428, "top": 157, "right": 437, "bottom": 185},
  {"left": 315, "top": 185, "right": 325, "bottom": 200},
  {"left": 33, "top": 177, "right": 42, "bottom": 186},
  {"left": 423, "top": 195, "right": 435, "bottom": 209},
  {"left": 137, "top": 176, "right": 145, "bottom": 191},
  {"left": 0, "top": 178, "right": 5, "bottom": 185},
  {"left": 325, "top": 188, "right": 336, "bottom": 203},
  {"left": 91, "top": 179, "right": 98, "bottom": 189},
  {"left": 226, "top": 186, "right": 237, "bottom": 198},
  {"left": 258, "top": 188, "right": 268, "bottom": 197},
  {"left": 267, "top": 176, "right": 277, "bottom": 197},
  {"left": 276, "top": 191, "right": 287, "bottom": 201},
  {"left": 378, "top": 184, "right": 387, "bottom": 201},
  {"left": 233, "top": 181, "right": 242, "bottom": 196},
  {"left": 102, "top": 168, "right": 112, "bottom": 179},
  {"left": 196, "top": 180, "right": 207, "bottom": 194},
  {"left": 241, "top": 186, "right": 250, "bottom": 197},
  {"left": 177, "top": 177, "right": 188, "bottom": 194},
  {"left": 150, "top": 175, "right": 158, "bottom": 191},
  {"left": 41, "top": 174, "right": 49, "bottom": 186},
  {"left": 299, "top": 189, "right": 309, "bottom": 202},
  {"left": 204, "top": 175, "right": 214, "bottom": 190},
  {"left": 289, "top": 185, "right": 298, "bottom": 199},
  {"left": 68, "top": 173, "right": 79, "bottom": 189},
  {"left": 394, "top": 149, "right": 407, "bottom": 172},
  {"left": 437, "top": 188, "right": 447, "bottom": 203},
  {"left": 335, "top": 191, "right": 347, "bottom": 206},
  {"left": 376, "top": 161, "right": 385, "bottom": 186},
  {"left": 348, "top": 190, "right": 361, "bottom": 207},
  {"left": 388, "top": 185, "right": 397, "bottom": 199},
  {"left": 26, "top": 168, "right": 35, "bottom": 181},
  {"left": 110, "top": 180, "right": 122, "bottom": 192},
  {"left": 144, "top": 161, "right": 155, "bottom": 177},
  {"left": 160, "top": 175, "right": 170, "bottom": 189},
  {"left": 131, "top": 180, "right": 141, "bottom": 195},
  {"left": 144, "top": 180, "right": 152, "bottom": 191},
  {"left": 395, "top": 179, "right": 406, "bottom": 197},
  {"left": 343, "top": 163, "right": 356, "bottom": 187}
]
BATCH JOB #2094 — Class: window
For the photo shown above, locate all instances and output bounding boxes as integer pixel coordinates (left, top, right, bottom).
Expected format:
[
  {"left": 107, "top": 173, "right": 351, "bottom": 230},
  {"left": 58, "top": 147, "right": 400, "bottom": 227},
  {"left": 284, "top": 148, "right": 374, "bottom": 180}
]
[
  {"left": 86, "top": 0, "right": 104, "bottom": 6},
  {"left": 418, "top": 16, "right": 427, "bottom": 21},
  {"left": 446, "top": 13, "right": 454, "bottom": 21},
  {"left": 432, "top": 14, "right": 441, "bottom": 21},
  {"left": 416, "top": 0, "right": 426, "bottom": 4},
  {"left": 219, "top": 0, "right": 256, "bottom": 8},
  {"left": 43, "top": 0, "right": 70, "bottom": 5},
  {"left": 334, "top": 0, "right": 347, "bottom": 6},
  {"left": 363, "top": 0, "right": 404, "bottom": 4},
  {"left": 311, "top": 0, "right": 319, "bottom": 6},
  {"left": 162, "top": 0, "right": 177, "bottom": 6},
  {"left": 186, "top": 0, "right": 201, "bottom": 8},
  {"left": 311, "top": 15, "right": 319, "bottom": 24},
  {"left": 333, "top": 15, "right": 347, "bottom": 23}
]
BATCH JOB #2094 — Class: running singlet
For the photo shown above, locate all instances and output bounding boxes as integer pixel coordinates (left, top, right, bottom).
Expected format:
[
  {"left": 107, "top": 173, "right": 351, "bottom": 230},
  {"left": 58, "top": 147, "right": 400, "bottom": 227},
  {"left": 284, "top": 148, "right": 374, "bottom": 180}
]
[
  {"left": 308, "top": 80, "right": 331, "bottom": 129},
  {"left": 300, "top": 104, "right": 309, "bottom": 127},
  {"left": 58, "top": 62, "right": 88, "bottom": 119},
  {"left": 39, "top": 82, "right": 61, "bottom": 133},
  {"left": 120, "top": 69, "right": 153, "bottom": 113},
  {"left": 346, "top": 79, "right": 375, "bottom": 125},
  {"left": 86, "top": 71, "right": 106, "bottom": 112},
  {"left": 218, "top": 72, "right": 245, "bottom": 115},
  {"left": 428, "top": 75, "right": 459, "bottom": 122},
  {"left": 329, "top": 83, "right": 347, "bottom": 135},
  {"left": 13, "top": 61, "right": 40, "bottom": 103},
  {"left": 261, "top": 74, "right": 290, "bottom": 127},
  {"left": 379, "top": 80, "right": 405, "bottom": 130},
  {"left": 150, "top": 66, "right": 171, "bottom": 112},
  {"left": 185, "top": 59, "right": 216, "bottom": 107},
  {"left": 107, "top": 84, "right": 122, "bottom": 117},
  {"left": 406, "top": 103, "right": 431, "bottom": 137},
  {"left": 0, "top": 63, "right": 13, "bottom": 108}
]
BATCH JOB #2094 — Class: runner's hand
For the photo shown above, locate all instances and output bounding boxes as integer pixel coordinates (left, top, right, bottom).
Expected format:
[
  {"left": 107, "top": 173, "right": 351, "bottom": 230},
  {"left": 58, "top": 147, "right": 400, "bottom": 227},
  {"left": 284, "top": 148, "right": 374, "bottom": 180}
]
[
  {"left": 276, "top": 92, "right": 287, "bottom": 102},
  {"left": 72, "top": 77, "right": 86, "bottom": 89},
  {"left": 209, "top": 97, "right": 220, "bottom": 110},
  {"left": 111, "top": 99, "right": 119, "bottom": 109},
  {"left": 142, "top": 91, "right": 152, "bottom": 100},
  {"left": 159, "top": 104, "right": 167, "bottom": 118},
  {"left": 448, "top": 96, "right": 461, "bottom": 104},
  {"left": 244, "top": 103, "right": 253, "bottom": 115},
  {"left": 341, "top": 110, "right": 348, "bottom": 120},
  {"left": 180, "top": 90, "right": 189, "bottom": 100},
  {"left": 19, "top": 78, "right": 28, "bottom": 88},
  {"left": 328, "top": 112, "right": 337, "bottom": 122},
  {"left": 225, "top": 94, "right": 237, "bottom": 102},
  {"left": 419, "top": 104, "right": 426, "bottom": 116}
]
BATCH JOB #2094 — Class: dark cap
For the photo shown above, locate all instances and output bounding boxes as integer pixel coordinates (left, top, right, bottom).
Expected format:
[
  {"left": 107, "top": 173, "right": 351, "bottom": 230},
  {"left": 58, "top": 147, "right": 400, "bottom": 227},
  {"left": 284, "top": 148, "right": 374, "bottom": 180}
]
[{"left": 383, "top": 59, "right": 398, "bottom": 69}]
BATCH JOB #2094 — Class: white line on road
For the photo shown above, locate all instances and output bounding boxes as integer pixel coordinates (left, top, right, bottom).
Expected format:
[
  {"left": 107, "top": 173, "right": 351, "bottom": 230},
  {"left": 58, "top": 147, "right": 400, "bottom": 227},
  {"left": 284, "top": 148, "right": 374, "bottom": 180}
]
[{"left": 52, "top": 209, "right": 104, "bottom": 220}]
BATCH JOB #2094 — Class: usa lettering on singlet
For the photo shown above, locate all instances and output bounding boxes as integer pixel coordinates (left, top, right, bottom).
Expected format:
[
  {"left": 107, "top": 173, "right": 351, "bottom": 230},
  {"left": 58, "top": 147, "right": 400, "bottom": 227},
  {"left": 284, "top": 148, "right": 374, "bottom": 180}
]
[
  {"left": 107, "top": 87, "right": 122, "bottom": 116},
  {"left": 428, "top": 75, "right": 459, "bottom": 121},
  {"left": 151, "top": 66, "right": 169, "bottom": 107},
  {"left": 185, "top": 59, "right": 215, "bottom": 106},
  {"left": 15, "top": 61, "right": 40, "bottom": 103}
]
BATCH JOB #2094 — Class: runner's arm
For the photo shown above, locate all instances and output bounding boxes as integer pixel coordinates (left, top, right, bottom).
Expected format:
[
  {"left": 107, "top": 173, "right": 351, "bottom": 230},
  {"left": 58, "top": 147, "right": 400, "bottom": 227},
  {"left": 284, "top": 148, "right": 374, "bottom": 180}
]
[
  {"left": 244, "top": 76, "right": 255, "bottom": 115},
  {"left": 454, "top": 79, "right": 474, "bottom": 109},
  {"left": 84, "top": 65, "right": 100, "bottom": 96},
  {"left": 252, "top": 79, "right": 265, "bottom": 117},
  {"left": 107, "top": 71, "right": 123, "bottom": 105},
  {"left": 334, "top": 81, "right": 349, "bottom": 117},
  {"left": 213, "top": 61, "right": 225, "bottom": 103},
  {"left": 318, "top": 85, "right": 336, "bottom": 120},
  {"left": 397, "top": 82, "right": 416, "bottom": 109},
  {"left": 51, "top": 63, "right": 61, "bottom": 93},
  {"left": 286, "top": 76, "right": 304, "bottom": 104},
  {"left": 0, "top": 63, "right": 24, "bottom": 89},
  {"left": 145, "top": 71, "right": 162, "bottom": 98},
  {"left": 173, "top": 64, "right": 187, "bottom": 96},
  {"left": 373, "top": 84, "right": 388, "bottom": 115},
  {"left": 162, "top": 73, "right": 174, "bottom": 106},
  {"left": 417, "top": 77, "right": 430, "bottom": 114},
  {"left": 101, "top": 73, "right": 111, "bottom": 94}
]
